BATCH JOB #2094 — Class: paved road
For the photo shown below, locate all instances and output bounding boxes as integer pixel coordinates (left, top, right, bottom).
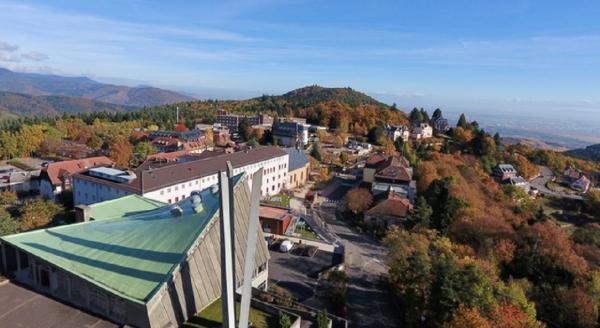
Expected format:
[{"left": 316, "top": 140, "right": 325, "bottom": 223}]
[
  {"left": 0, "top": 282, "right": 116, "bottom": 328},
  {"left": 314, "top": 208, "right": 401, "bottom": 328},
  {"left": 530, "top": 166, "right": 583, "bottom": 200}
]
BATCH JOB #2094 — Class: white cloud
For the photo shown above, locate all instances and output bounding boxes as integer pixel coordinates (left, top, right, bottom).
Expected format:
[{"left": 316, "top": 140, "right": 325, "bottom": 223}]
[
  {"left": 0, "top": 52, "right": 20, "bottom": 62},
  {"left": 0, "top": 41, "right": 18, "bottom": 52},
  {"left": 21, "top": 51, "right": 49, "bottom": 61}
]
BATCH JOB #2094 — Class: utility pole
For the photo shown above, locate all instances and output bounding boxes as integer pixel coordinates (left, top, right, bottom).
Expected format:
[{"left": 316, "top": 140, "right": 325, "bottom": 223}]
[{"left": 218, "top": 165, "right": 235, "bottom": 328}]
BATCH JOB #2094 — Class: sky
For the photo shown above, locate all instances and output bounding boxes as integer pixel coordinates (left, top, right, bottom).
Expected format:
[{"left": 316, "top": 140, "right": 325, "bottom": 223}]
[{"left": 2, "top": 0, "right": 600, "bottom": 114}]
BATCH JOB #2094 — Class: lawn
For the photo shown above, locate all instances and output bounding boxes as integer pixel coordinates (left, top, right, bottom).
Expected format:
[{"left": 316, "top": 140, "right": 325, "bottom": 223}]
[
  {"left": 182, "top": 298, "right": 278, "bottom": 328},
  {"left": 294, "top": 224, "right": 320, "bottom": 240},
  {"left": 262, "top": 194, "right": 291, "bottom": 208}
]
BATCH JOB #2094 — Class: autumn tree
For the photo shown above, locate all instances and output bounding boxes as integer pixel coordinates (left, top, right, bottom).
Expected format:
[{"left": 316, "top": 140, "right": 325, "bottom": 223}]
[
  {"left": 108, "top": 136, "right": 134, "bottom": 168},
  {"left": 585, "top": 189, "right": 600, "bottom": 214},
  {"left": 0, "top": 131, "right": 19, "bottom": 159},
  {"left": 339, "top": 152, "right": 349, "bottom": 166},
  {"left": 0, "top": 191, "right": 18, "bottom": 207},
  {"left": 346, "top": 188, "right": 373, "bottom": 214},
  {"left": 443, "top": 306, "right": 492, "bottom": 328},
  {"left": 19, "top": 199, "right": 63, "bottom": 231}
]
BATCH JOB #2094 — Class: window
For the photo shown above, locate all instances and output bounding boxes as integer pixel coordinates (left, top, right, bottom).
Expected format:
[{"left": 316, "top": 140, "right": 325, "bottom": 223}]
[
  {"left": 167, "top": 188, "right": 172, "bottom": 192},
  {"left": 168, "top": 199, "right": 172, "bottom": 204},
  {"left": 160, "top": 190, "right": 164, "bottom": 195},
  {"left": 272, "top": 186, "right": 275, "bottom": 191}
]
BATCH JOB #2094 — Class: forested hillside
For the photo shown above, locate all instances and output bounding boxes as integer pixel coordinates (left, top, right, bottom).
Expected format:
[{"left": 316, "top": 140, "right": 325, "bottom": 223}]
[
  {"left": 567, "top": 144, "right": 600, "bottom": 163},
  {"left": 0, "top": 91, "right": 135, "bottom": 117}
]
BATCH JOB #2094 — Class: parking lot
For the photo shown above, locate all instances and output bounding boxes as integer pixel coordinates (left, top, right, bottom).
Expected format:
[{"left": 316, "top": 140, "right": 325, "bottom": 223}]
[
  {"left": 268, "top": 245, "right": 342, "bottom": 309},
  {"left": 0, "top": 282, "right": 117, "bottom": 328}
]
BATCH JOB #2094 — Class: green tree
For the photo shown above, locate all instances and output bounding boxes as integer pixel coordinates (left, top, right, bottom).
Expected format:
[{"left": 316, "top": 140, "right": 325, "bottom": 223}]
[
  {"left": 409, "top": 108, "right": 424, "bottom": 124},
  {"left": 394, "top": 136, "right": 404, "bottom": 152},
  {"left": 457, "top": 113, "right": 468, "bottom": 128},
  {"left": 424, "top": 178, "right": 467, "bottom": 234},
  {"left": 316, "top": 309, "right": 329, "bottom": 328},
  {"left": 367, "top": 126, "right": 385, "bottom": 144},
  {"left": 238, "top": 117, "right": 252, "bottom": 141},
  {"left": 413, "top": 196, "right": 433, "bottom": 228},
  {"left": 311, "top": 141, "right": 322, "bottom": 161},
  {"left": 133, "top": 141, "right": 156, "bottom": 160},
  {"left": 278, "top": 311, "right": 292, "bottom": 328},
  {"left": 432, "top": 108, "right": 443, "bottom": 120},
  {"left": 0, "top": 208, "right": 19, "bottom": 236}
]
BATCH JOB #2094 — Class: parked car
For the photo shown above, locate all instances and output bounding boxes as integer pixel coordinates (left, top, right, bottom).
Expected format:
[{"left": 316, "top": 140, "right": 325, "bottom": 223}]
[{"left": 279, "top": 240, "right": 294, "bottom": 253}]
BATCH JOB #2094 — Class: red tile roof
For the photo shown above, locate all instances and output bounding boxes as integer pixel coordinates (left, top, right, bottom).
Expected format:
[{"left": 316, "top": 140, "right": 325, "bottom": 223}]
[
  {"left": 42, "top": 156, "right": 113, "bottom": 186},
  {"left": 365, "top": 193, "right": 412, "bottom": 219}
]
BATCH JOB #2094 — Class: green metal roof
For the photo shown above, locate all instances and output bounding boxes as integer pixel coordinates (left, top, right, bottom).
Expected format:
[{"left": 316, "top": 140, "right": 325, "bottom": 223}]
[
  {"left": 1, "top": 183, "right": 233, "bottom": 304},
  {"left": 89, "top": 195, "right": 165, "bottom": 221}
]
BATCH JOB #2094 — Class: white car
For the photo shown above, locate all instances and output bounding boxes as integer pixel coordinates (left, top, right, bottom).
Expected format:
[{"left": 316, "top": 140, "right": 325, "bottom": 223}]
[{"left": 279, "top": 240, "right": 294, "bottom": 253}]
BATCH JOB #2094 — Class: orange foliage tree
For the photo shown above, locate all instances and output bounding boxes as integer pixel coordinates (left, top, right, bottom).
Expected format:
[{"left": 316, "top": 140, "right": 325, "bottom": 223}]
[
  {"left": 345, "top": 188, "right": 373, "bottom": 214},
  {"left": 108, "top": 136, "right": 134, "bottom": 168}
]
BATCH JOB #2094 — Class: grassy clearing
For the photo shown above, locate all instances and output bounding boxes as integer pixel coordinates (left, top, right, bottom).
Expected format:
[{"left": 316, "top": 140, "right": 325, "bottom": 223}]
[
  {"left": 262, "top": 194, "right": 291, "bottom": 208},
  {"left": 182, "top": 298, "right": 277, "bottom": 328}
]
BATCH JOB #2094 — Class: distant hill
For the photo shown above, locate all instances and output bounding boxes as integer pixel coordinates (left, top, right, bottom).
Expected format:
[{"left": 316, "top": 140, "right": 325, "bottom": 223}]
[
  {"left": 566, "top": 144, "right": 600, "bottom": 162},
  {"left": 0, "top": 91, "right": 135, "bottom": 117},
  {"left": 278, "top": 85, "right": 388, "bottom": 107},
  {"left": 0, "top": 67, "right": 193, "bottom": 107}
]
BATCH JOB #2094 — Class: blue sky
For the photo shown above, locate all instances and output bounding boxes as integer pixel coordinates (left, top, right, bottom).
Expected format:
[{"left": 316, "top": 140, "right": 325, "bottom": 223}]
[{"left": 1, "top": 0, "right": 600, "bottom": 113}]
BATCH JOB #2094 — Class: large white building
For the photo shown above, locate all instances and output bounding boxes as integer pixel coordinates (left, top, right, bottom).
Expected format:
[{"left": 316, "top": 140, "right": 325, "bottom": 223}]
[
  {"left": 72, "top": 147, "right": 289, "bottom": 206},
  {"left": 410, "top": 123, "right": 433, "bottom": 140}
]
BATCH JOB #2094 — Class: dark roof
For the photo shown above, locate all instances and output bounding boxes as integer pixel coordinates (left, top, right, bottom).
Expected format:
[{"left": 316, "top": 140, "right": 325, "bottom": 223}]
[
  {"left": 74, "top": 146, "right": 287, "bottom": 194},
  {"left": 284, "top": 148, "right": 309, "bottom": 171},
  {"left": 272, "top": 122, "right": 302, "bottom": 138}
]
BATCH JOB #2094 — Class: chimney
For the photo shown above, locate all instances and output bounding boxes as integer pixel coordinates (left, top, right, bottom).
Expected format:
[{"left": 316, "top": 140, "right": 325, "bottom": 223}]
[{"left": 75, "top": 205, "right": 91, "bottom": 222}]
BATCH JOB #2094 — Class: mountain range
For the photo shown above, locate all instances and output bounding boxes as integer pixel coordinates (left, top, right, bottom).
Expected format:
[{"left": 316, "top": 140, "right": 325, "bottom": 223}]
[{"left": 0, "top": 68, "right": 193, "bottom": 115}]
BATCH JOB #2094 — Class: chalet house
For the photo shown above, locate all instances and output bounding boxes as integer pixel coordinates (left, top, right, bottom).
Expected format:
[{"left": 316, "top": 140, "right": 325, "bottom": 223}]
[
  {"left": 384, "top": 125, "right": 410, "bottom": 142},
  {"left": 509, "top": 176, "right": 531, "bottom": 193},
  {"left": 365, "top": 192, "right": 413, "bottom": 227},
  {"left": 363, "top": 154, "right": 416, "bottom": 200},
  {"left": 431, "top": 117, "right": 449, "bottom": 132},
  {"left": 259, "top": 204, "right": 294, "bottom": 235},
  {"left": 39, "top": 156, "right": 114, "bottom": 201},
  {"left": 410, "top": 123, "right": 433, "bottom": 140},
  {"left": 494, "top": 164, "right": 517, "bottom": 182},
  {"left": 572, "top": 175, "right": 591, "bottom": 192}
]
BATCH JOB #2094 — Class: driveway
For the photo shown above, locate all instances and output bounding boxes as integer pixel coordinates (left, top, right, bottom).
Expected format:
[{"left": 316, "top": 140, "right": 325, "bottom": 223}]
[
  {"left": 268, "top": 249, "right": 340, "bottom": 309},
  {"left": 0, "top": 282, "right": 116, "bottom": 328},
  {"left": 313, "top": 207, "right": 401, "bottom": 328},
  {"left": 531, "top": 166, "right": 583, "bottom": 200}
]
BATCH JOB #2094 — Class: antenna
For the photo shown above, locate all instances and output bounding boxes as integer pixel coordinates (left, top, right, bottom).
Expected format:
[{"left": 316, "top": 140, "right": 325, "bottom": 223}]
[{"left": 176, "top": 106, "right": 180, "bottom": 123}]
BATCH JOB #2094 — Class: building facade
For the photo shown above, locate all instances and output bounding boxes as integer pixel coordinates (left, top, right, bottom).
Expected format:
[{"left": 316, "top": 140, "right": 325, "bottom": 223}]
[
  {"left": 284, "top": 148, "right": 310, "bottom": 189},
  {"left": 73, "top": 147, "right": 289, "bottom": 205},
  {"left": 272, "top": 122, "right": 310, "bottom": 147},
  {"left": 216, "top": 109, "right": 273, "bottom": 132}
]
